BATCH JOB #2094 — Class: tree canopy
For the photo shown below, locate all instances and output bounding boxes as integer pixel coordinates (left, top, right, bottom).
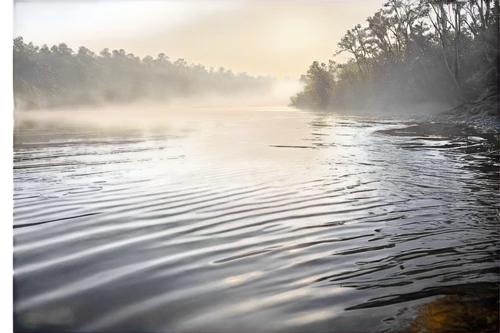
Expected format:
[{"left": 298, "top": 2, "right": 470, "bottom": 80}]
[
  {"left": 290, "top": 0, "right": 499, "bottom": 111},
  {"left": 13, "top": 37, "right": 279, "bottom": 110}
]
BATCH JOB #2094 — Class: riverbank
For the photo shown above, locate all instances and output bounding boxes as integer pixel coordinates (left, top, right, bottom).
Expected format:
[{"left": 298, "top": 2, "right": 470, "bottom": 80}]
[{"left": 290, "top": 0, "right": 500, "bottom": 122}]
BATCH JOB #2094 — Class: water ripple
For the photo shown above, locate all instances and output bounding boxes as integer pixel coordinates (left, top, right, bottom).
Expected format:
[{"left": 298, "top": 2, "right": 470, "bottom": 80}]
[{"left": 13, "top": 111, "right": 499, "bottom": 333}]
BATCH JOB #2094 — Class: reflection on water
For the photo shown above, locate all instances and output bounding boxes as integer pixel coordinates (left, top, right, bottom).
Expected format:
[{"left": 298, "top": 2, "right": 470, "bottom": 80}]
[{"left": 13, "top": 108, "right": 499, "bottom": 332}]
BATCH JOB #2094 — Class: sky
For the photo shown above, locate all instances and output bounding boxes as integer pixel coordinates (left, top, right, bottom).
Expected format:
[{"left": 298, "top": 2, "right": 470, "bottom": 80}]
[{"left": 13, "top": 0, "right": 388, "bottom": 79}]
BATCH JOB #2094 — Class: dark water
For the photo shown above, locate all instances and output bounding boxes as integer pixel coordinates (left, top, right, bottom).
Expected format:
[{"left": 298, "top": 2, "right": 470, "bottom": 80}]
[{"left": 13, "top": 109, "right": 500, "bottom": 332}]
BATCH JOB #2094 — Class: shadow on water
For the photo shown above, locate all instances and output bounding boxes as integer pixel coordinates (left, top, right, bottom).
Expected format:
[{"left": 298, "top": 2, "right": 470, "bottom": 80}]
[{"left": 13, "top": 110, "right": 500, "bottom": 333}]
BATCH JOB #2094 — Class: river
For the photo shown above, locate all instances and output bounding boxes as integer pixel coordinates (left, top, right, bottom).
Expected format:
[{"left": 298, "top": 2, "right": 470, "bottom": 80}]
[{"left": 13, "top": 107, "right": 499, "bottom": 332}]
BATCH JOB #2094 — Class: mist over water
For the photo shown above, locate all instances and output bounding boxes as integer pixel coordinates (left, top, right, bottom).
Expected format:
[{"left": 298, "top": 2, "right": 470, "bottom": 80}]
[
  {"left": 14, "top": 106, "right": 499, "bottom": 333},
  {"left": 14, "top": 79, "right": 303, "bottom": 133},
  {"left": 12, "top": 1, "right": 500, "bottom": 331}
]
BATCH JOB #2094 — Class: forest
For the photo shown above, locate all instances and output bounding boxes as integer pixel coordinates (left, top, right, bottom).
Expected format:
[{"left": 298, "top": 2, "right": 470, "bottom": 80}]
[
  {"left": 13, "top": 37, "right": 279, "bottom": 110},
  {"left": 290, "top": 0, "right": 499, "bottom": 112}
]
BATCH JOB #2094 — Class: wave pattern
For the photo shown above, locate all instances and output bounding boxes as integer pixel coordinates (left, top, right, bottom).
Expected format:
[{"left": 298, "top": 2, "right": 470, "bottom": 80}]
[{"left": 14, "top": 111, "right": 499, "bottom": 332}]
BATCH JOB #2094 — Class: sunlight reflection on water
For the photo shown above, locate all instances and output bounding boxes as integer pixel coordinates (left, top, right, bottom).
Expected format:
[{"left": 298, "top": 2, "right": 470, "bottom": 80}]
[{"left": 14, "top": 107, "right": 499, "bottom": 332}]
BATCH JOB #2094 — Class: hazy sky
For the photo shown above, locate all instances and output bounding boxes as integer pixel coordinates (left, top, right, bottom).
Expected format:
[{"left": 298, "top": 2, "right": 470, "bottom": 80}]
[{"left": 14, "top": 0, "right": 387, "bottom": 79}]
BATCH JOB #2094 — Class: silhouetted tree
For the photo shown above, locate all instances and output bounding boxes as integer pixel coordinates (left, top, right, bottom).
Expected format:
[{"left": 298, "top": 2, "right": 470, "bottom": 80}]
[
  {"left": 13, "top": 38, "right": 278, "bottom": 110},
  {"left": 290, "top": 0, "right": 499, "bottom": 117}
]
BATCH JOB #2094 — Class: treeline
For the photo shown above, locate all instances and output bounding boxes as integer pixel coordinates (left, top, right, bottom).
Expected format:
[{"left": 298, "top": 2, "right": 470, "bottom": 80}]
[
  {"left": 13, "top": 37, "right": 278, "bottom": 110},
  {"left": 290, "top": 0, "right": 499, "bottom": 111}
]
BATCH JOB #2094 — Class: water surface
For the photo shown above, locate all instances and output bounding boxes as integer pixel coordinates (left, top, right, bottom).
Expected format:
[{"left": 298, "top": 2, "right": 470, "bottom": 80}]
[{"left": 14, "top": 108, "right": 499, "bottom": 332}]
